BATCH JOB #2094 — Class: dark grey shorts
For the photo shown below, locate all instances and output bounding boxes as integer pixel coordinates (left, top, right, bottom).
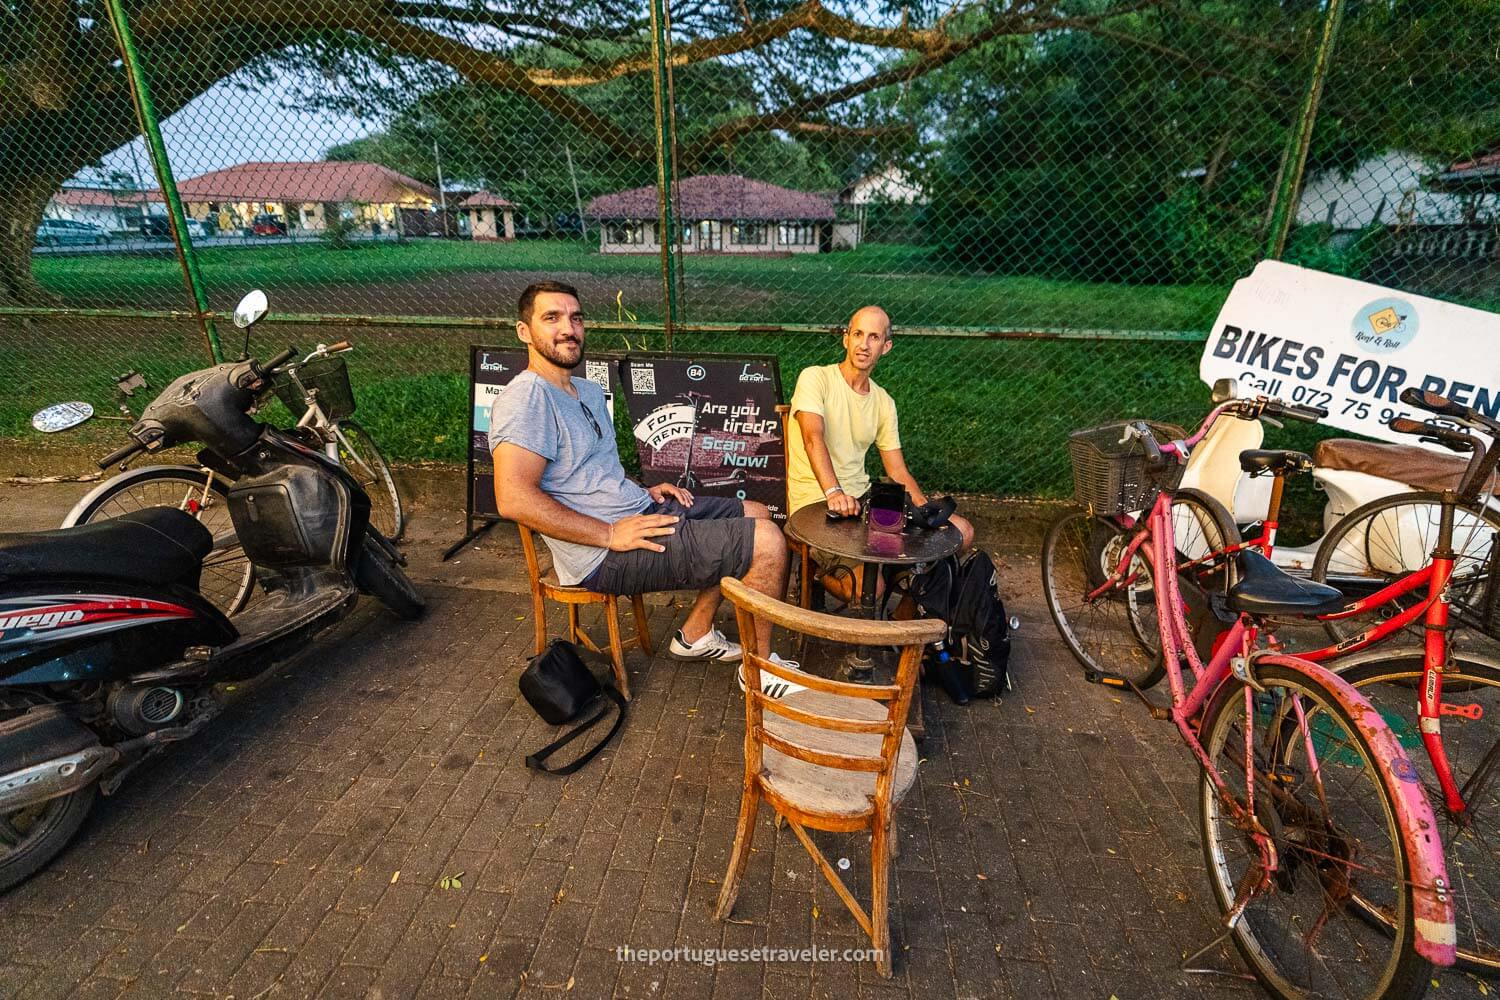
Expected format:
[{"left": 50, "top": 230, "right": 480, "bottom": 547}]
[{"left": 579, "top": 496, "right": 756, "bottom": 595}]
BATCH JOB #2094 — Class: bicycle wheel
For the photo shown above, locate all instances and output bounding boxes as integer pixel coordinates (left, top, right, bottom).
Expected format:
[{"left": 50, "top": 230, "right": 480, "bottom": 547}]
[
  {"left": 1199, "top": 662, "right": 1433, "bottom": 1000},
  {"left": 335, "top": 420, "right": 404, "bottom": 541},
  {"left": 1042, "top": 509, "right": 1164, "bottom": 688},
  {"left": 1311, "top": 491, "right": 1500, "bottom": 646},
  {"left": 66, "top": 467, "right": 254, "bottom": 616},
  {"left": 1338, "top": 653, "right": 1500, "bottom": 973}
]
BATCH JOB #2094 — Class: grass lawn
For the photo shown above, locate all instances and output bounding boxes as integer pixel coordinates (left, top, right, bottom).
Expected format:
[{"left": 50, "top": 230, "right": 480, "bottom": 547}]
[
  {"left": 32, "top": 239, "right": 1229, "bottom": 332},
  {"left": 11, "top": 241, "right": 1268, "bottom": 498}
]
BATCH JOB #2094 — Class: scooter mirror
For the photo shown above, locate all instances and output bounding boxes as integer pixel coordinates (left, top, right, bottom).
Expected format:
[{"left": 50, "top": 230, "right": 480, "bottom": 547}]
[
  {"left": 233, "top": 289, "right": 269, "bottom": 329},
  {"left": 32, "top": 401, "right": 94, "bottom": 433},
  {"left": 1210, "top": 377, "right": 1239, "bottom": 404}
]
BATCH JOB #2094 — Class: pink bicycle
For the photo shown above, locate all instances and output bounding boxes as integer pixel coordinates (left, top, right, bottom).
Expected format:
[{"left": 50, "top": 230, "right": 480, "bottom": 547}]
[{"left": 1043, "top": 420, "right": 1455, "bottom": 1000}]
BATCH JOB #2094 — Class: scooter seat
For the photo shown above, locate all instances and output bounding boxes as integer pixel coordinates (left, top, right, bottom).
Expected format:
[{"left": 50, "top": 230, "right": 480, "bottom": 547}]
[
  {"left": 1313, "top": 437, "right": 1492, "bottom": 493},
  {"left": 0, "top": 507, "right": 212, "bottom": 590},
  {"left": 1224, "top": 549, "right": 1347, "bottom": 617},
  {"left": 1239, "top": 449, "right": 1313, "bottom": 477}
]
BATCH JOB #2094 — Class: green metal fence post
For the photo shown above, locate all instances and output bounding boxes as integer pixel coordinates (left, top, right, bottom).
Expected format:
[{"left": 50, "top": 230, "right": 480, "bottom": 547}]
[
  {"left": 648, "top": 0, "right": 680, "bottom": 349},
  {"left": 102, "top": 0, "right": 223, "bottom": 362},
  {"left": 1265, "top": 0, "right": 1347, "bottom": 261}
]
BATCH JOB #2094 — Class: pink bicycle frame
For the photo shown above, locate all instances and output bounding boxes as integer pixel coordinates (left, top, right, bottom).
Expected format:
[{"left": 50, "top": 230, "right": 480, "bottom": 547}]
[{"left": 1090, "top": 490, "right": 1457, "bottom": 965}]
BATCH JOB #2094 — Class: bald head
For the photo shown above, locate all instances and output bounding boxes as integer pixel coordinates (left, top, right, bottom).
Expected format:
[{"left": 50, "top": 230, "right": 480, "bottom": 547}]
[
  {"left": 842, "top": 304, "right": 893, "bottom": 375},
  {"left": 848, "top": 306, "right": 891, "bottom": 339}
]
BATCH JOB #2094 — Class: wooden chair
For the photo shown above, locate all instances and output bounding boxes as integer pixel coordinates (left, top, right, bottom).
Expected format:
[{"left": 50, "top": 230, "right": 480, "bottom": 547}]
[
  {"left": 778, "top": 404, "right": 815, "bottom": 611},
  {"left": 516, "top": 523, "right": 650, "bottom": 700},
  {"left": 713, "top": 576, "right": 944, "bottom": 977}
]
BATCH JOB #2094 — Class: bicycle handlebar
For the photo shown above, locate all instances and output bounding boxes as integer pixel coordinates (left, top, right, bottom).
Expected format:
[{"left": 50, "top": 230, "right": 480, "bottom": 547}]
[
  {"left": 1399, "top": 386, "right": 1500, "bottom": 438},
  {"left": 1263, "top": 399, "right": 1327, "bottom": 423},
  {"left": 1389, "top": 416, "right": 1475, "bottom": 453},
  {"left": 98, "top": 438, "right": 146, "bottom": 469}
]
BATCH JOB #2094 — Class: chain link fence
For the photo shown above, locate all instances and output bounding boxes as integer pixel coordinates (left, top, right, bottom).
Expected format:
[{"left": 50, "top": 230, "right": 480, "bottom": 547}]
[{"left": 4, "top": 0, "right": 1498, "bottom": 497}]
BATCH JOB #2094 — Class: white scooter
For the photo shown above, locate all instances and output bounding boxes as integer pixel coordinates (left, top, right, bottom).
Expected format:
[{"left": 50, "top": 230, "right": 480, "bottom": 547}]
[{"left": 1178, "top": 378, "right": 1494, "bottom": 572}]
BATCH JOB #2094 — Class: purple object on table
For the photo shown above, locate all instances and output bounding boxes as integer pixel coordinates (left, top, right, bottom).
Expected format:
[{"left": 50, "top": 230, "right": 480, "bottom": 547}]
[
  {"left": 867, "top": 505, "right": 903, "bottom": 534},
  {"left": 866, "top": 528, "right": 902, "bottom": 556}
]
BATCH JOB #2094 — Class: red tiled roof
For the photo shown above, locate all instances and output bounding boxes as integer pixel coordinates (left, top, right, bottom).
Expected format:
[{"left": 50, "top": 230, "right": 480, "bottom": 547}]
[
  {"left": 585, "top": 174, "right": 834, "bottom": 221},
  {"left": 1447, "top": 150, "right": 1500, "bottom": 173},
  {"left": 459, "top": 191, "right": 515, "bottom": 208},
  {"left": 51, "top": 187, "right": 161, "bottom": 208},
  {"left": 173, "top": 161, "right": 437, "bottom": 204}
]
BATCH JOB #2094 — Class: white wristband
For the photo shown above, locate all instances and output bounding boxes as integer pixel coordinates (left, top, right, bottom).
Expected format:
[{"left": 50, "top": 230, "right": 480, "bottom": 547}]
[{"left": 824, "top": 485, "right": 844, "bottom": 498}]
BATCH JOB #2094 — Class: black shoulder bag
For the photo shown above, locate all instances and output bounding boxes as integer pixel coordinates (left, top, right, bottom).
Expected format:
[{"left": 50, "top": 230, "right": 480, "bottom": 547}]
[{"left": 519, "top": 639, "right": 627, "bottom": 775}]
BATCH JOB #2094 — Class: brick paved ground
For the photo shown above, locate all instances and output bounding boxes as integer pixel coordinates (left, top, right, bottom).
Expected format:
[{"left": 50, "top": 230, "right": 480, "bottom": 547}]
[{"left": 0, "top": 472, "right": 1476, "bottom": 999}]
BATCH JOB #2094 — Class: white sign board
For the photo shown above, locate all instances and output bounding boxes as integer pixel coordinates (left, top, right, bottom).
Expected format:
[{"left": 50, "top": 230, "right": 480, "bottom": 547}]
[{"left": 1200, "top": 260, "right": 1500, "bottom": 444}]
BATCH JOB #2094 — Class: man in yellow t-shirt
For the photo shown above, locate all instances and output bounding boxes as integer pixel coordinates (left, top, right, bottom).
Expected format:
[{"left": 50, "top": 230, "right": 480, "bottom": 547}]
[{"left": 786, "top": 305, "right": 974, "bottom": 598}]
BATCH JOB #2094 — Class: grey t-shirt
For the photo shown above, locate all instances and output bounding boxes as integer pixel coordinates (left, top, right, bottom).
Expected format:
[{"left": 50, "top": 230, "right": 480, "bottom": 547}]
[{"left": 488, "top": 371, "right": 651, "bottom": 584}]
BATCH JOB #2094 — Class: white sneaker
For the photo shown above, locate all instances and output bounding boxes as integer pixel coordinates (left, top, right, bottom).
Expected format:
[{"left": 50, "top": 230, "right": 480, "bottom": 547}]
[
  {"left": 669, "top": 626, "right": 742, "bottom": 662},
  {"left": 738, "top": 653, "right": 807, "bottom": 700}
]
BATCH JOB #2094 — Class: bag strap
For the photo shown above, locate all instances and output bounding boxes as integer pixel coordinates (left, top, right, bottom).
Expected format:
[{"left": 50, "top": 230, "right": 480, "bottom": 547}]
[{"left": 524, "top": 685, "right": 627, "bottom": 775}]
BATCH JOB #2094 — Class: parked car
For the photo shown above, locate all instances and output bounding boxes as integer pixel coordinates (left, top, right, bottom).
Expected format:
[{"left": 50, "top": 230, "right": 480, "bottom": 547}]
[
  {"left": 34, "top": 219, "right": 111, "bottom": 247},
  {"left": 251, "top": 213, "right": 288, "bottom": 237},
  {"left": 140, "top": 215, "right": 172, "bottom": 240},
  {"left": 139, "top": 216, "right": 214, "bottom": 240}
]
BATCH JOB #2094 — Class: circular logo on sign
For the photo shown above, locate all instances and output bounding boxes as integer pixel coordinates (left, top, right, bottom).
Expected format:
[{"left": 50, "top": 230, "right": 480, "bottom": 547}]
[
  {"left": 687, "top": 364, "right": 707, "bottom": 381},
  {"left": 1352, "top": 297, "right": 1418, "bottom": 354}
]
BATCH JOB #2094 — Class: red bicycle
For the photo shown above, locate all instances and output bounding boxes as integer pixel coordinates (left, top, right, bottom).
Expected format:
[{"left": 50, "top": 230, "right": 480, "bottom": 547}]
[
  {"left": 1045, "top": 418, "right": 1454, "bottom": 999},
  {"left": 1045, "top": 387, "right": 1500, "bottom": 973}
]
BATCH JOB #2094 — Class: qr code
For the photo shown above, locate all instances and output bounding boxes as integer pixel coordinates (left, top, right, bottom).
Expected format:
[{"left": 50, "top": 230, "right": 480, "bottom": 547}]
[
  {"left": 585, "top": 360, "right": 610, "bottom": 389},
  {"left": 630, "top": 365, "right": 656, "bottom": 395}
]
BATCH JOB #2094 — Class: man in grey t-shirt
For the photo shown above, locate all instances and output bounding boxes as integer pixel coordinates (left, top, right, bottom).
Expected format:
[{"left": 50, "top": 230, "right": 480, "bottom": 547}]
[{"left": 490, "top": 281, "right": 792, "bottom": 675}]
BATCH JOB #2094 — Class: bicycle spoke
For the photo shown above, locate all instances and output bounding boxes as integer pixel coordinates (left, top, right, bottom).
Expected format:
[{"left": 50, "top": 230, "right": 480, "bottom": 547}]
[{"left": 1203, "top": 671, "right": 1416, "bottom": 998}]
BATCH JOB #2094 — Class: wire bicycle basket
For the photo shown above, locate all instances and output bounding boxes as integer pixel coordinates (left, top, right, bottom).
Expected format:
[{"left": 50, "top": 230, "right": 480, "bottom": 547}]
[
  {"left": 272, "top": 355, "right": 356, "bottom": 421},
  {"left": 1067, "top": 420, "right": 1186, "bottom": 515}
]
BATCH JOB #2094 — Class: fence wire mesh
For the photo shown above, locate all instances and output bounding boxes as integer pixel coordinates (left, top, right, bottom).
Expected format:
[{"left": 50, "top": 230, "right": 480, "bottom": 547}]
[{"left": 4, "top": 0, "right": 1498, "bottom": 498}]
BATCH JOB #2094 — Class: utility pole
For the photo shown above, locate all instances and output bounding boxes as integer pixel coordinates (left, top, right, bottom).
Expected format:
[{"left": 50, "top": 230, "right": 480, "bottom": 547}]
[
  {"left": 1265, "top": 0, "right": 1346, "bottom": 260},
  {"left": 564, "top": 144, "right": 589, "bottom": 243},
  {"left": 102, "top": 0, "right": 221, "bottom": 361},
  {"left": 434, "top": 139, "right": 450, "bottom": 237},
  {"left": 648, "top": 0, "right": 680, "bottom": 346}
]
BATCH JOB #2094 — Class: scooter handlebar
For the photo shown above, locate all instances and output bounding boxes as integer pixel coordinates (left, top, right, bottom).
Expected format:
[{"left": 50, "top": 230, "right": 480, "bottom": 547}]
[
  {"left": 261, "top": 346, "right": 297, "bottom": 372},
  {"left": 98, "top": 439, "right": 146, "bottom": 469}
]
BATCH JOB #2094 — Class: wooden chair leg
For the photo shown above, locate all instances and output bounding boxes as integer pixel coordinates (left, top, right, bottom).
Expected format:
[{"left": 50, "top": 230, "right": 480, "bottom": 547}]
[
  {"left": 714, "top": 783, "right": 761, "bottom": 920},
  {"left": 531, "top": 590, "right": 548, "bottom": 655},
  {"left": 566, "top": 604, "right": 582, "bottom": 645},
  {"left": 604, "top": 596, "right": 631, "bottom": 700},
  {"left": 872, "top": 817, "right": 893, "bottom": 977},
  {"left": 798, "top": 544, "right": 811, "bottom": 609},
  {"left": 630, "top": 594, "right": 653, "bottom": 656}
]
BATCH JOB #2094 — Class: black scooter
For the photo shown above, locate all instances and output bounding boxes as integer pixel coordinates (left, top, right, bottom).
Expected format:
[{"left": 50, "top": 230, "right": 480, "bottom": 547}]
[{"left": 0, "top": 291, "right": 423, "bottom": 891}]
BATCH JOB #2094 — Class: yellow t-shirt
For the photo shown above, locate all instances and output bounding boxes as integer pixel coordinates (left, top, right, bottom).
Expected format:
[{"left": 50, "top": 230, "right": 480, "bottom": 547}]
[{"left": 786, "top": 364, "right": 901, "bottom": 514}]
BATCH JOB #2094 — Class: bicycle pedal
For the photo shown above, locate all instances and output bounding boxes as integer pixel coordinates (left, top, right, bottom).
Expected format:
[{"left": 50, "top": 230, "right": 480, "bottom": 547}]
[{"left": 1083, "top": 669, "right": 1130, "bottom": 688}]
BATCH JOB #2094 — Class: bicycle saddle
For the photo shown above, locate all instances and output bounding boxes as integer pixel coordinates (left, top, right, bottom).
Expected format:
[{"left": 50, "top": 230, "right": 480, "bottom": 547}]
[
  {"left": 1224, "top": 549, "right": 1345, "bottom": 617},
  {"left": 1239, "top": 449, "right": 1313, "bottom": 477}
]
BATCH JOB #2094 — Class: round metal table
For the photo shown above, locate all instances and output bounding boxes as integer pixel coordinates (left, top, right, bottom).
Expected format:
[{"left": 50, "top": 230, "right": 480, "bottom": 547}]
[{"left": 784, "top": 501, "right": 961, "bottom": 738}]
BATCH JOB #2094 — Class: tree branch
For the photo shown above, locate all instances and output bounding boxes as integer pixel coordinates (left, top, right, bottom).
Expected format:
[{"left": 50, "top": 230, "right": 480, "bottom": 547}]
[{"left": 686, "top": 0, "right": 1165, "bottom": 159}]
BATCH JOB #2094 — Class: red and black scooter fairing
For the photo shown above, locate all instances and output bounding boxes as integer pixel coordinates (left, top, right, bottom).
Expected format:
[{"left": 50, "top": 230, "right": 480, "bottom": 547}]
[{"left": 0, "top": 509, "right": 237, "bottom": 687}]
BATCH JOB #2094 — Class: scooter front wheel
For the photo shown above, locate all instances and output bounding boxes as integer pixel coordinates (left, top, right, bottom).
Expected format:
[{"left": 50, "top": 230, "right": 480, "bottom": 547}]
[
  {"left": 354, "top": 533, "right": 424, "bottom": 620},
  {"left": 0, "top": 786, "right": 95, "bottom": 893}
]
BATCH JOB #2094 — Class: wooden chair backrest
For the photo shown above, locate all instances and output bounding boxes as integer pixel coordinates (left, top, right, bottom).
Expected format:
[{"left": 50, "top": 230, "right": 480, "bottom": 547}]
[
  {"left": 777, "top": 403, "right": 794, "bottom": 515},
  {"left": 515, "top": 522, "right": 548, "bottom": 589},
  {"left": 720, "top": 576, "right": 943, "bottom": 806}
]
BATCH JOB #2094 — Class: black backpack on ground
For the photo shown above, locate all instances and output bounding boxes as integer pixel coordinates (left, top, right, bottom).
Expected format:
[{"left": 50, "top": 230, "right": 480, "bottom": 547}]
[{"left": 906, "top": 550, "right": 1012, "bottom": 703}]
